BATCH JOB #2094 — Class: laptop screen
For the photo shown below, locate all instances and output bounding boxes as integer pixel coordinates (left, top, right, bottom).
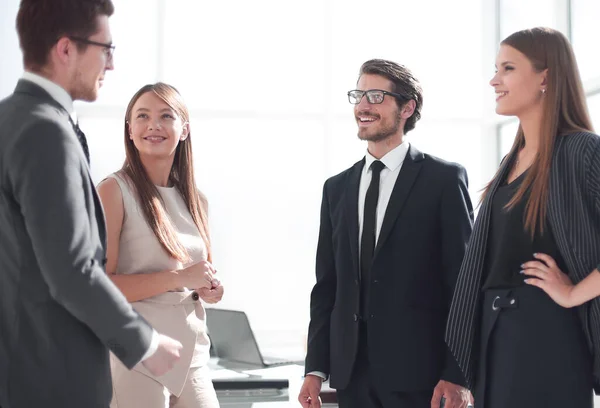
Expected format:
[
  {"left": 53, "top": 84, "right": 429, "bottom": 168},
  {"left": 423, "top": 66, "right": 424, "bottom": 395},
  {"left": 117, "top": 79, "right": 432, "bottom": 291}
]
[{"left": 205, "top": 308, "right": 264, "bottom": 366}]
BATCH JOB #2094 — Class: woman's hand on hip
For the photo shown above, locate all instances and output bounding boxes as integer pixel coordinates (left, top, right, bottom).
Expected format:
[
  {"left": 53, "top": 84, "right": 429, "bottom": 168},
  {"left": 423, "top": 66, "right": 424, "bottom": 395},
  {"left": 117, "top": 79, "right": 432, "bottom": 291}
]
[{"left": 522, "top": 253, "right": 576, "bottom": 307}]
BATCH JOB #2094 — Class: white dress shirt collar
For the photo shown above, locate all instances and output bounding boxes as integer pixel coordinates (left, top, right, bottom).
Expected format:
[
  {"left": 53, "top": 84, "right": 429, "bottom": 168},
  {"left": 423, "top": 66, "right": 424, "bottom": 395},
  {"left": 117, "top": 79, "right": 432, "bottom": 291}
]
[
  {"left": 21, "top": 71, "right": 77, "bottom": 123},
  {"left": 364, "top": 141, "right": 410, "bottom": 172}
]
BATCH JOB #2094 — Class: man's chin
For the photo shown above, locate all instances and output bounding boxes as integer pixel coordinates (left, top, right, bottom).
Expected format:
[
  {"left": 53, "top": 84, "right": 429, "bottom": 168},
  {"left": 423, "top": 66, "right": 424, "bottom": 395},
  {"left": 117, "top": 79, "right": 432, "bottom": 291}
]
[
  {"left": 358, "top": 131, "right": 388, "bottom": 143},
  {"left": 78, "top": 91, "right": 99, "bottom": 103},
  {"left": 357, "top": 130, "right": 373, "bottom": 141}
]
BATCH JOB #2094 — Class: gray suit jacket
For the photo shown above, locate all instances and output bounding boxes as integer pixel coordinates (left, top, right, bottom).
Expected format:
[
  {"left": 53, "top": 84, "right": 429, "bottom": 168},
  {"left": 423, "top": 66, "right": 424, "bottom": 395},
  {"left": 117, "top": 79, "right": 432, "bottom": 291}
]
[
  {"left": 446, "top": 131, "right": 600, "bottom": 394},
  {"left": 0, "top": 80, "right": 153, "bottom": 408}
]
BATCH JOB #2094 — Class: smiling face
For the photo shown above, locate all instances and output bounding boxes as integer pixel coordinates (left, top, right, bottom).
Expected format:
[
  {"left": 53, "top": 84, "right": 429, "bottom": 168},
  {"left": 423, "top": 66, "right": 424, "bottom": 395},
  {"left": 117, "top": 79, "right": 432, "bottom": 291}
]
[
  {"left": 490, "top": 44, "right": 547, "bottom": 118},
  {"left": 354, "top": 73, "right": 404, "bottom": 143},
  {"left": 127, "top": 91, "right": 189, "bottom": 159}
]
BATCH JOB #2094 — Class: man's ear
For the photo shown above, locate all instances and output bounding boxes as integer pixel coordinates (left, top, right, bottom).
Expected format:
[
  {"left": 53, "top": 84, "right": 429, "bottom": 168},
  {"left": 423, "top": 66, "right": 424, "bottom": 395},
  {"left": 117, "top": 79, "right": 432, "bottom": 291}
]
[
  {"left": 401, "top": 99, "right": 416, "bottom": 119},
  {"left": 54, "top": 37, "right": 75, "bottom": 66}
]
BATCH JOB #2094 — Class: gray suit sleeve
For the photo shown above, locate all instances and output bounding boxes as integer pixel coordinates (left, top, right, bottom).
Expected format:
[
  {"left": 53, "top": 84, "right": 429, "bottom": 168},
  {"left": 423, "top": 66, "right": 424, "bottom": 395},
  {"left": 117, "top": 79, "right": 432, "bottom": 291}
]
[{"left": 8, "top": 120, "right": 153, "bottom": 368}]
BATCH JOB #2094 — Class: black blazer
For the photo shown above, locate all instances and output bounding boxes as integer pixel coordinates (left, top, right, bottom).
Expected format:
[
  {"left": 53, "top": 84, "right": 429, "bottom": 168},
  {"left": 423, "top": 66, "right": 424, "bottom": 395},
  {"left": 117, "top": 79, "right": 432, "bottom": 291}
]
[
  {"left": 305, "top": 145, "right": 474, "bottom": 392},
  {"left": 446, "top": 131, "right": 600, "bottom": 394},
  {"left": 0, "top": 81, "right": 153, "bottom": 407}
]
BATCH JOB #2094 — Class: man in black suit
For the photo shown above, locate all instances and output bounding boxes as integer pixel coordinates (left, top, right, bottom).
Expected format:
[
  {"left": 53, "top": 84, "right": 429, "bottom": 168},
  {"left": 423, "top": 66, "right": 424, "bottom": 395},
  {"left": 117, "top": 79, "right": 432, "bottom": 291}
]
[
  {"left": 0, "top": 1, "right": 183, "bottom": 407},
  {"left": 298, "top": 59, "right": 474, "bottom": 408}
]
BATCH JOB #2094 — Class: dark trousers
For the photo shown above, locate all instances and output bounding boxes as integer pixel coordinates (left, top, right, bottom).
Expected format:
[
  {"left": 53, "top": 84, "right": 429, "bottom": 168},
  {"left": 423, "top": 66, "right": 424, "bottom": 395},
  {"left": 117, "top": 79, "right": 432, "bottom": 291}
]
[
  {"left": 336, "top": 323, "right": 433, "bottom": 408},
  {"left": 475, "top": 285, "right": 593, "bottom": 408}
]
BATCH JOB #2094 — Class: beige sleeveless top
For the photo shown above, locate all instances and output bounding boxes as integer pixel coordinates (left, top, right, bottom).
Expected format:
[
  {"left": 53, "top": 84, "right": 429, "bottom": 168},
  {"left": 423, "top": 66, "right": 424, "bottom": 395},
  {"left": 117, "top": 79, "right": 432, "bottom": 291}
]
[{"left": 108, "top": 171, "right": 210, "bottom": 395}]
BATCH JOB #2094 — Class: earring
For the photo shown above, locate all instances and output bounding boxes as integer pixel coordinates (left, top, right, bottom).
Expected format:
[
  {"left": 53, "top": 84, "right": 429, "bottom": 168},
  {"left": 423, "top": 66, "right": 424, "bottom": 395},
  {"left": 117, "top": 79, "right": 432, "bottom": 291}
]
[{"left": 541, "top": 88, "right": 546, "bottom": 94}]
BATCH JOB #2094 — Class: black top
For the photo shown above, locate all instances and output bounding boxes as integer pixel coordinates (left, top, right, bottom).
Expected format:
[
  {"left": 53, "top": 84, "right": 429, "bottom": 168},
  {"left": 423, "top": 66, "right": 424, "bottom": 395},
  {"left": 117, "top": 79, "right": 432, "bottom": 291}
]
[{"left": 482, "top": 170, "right": 567, "bottom": 290}]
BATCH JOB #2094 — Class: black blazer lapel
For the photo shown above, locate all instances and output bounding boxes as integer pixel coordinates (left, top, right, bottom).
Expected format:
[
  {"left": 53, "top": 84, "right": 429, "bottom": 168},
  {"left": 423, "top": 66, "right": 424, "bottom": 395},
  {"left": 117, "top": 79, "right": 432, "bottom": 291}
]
[
  {"left": 373, "top": 145, "right": 423, "bottom": 259},
  {"left": 345, "top": 159, "right": 365, "bottom": 281},
  {"left": 458, "top": 156, "right": 510, "bottom": 285},
  {"left": 446, "top": 151, "right": 515, "bottom": 387}
]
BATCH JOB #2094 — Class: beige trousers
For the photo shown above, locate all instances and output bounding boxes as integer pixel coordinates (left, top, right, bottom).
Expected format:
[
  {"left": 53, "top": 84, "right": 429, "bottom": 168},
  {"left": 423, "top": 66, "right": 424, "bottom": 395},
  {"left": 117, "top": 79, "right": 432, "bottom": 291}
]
[{"left": 110, "top": 366, "right": 220, "bottom": 408}]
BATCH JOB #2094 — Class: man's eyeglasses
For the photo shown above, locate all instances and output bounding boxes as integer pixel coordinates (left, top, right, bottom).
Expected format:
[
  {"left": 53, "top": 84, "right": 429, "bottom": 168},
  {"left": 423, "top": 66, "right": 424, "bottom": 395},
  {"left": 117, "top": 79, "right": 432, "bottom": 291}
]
[
  {"left": 69, "top": 36, "right": 115, "bottom": 61},
  {"left": 347, "top": 89, "right": 407, "bottom": 105}
]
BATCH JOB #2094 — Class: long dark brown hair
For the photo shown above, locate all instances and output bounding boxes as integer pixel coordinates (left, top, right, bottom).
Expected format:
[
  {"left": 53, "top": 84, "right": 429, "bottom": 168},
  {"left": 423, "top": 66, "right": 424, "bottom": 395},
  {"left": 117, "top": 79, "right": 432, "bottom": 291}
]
[
  {"left": 482, "top": 27, "right": 593, "bottom": 237},
  {"left": 122, "top": 83, "right": 211, "bottom": 263}
]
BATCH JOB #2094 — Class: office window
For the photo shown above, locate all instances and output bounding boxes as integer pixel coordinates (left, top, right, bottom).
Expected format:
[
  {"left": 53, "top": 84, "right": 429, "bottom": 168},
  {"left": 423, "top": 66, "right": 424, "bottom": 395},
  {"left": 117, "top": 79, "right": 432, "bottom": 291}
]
[
  {"left": 498, "top": 120, "right": 518, "bottom": 160},
  {"left": 330, "top": 0, "right": 483, "bottom": 120},
  {"left": 499, "top": 0, "right": 562, "bottom": 41},
  {"left": 572, "top": 0, "right": 600, "bottom": 83},
  {"left": 78, "top": 117, "right": 125, "bottom": 185},
  {"left": 93, "top": 0, "right": 161, "bottom": 106},
  {"left": 412, "top": 122, "right": 487, "bottom": 196},
  {"left": 190, "top": 117, "right": 325, "bottom": 332},
  {"left": 588, "top": 93, "right": 600, "bottom": 131},
  {"left": 161, "top": 0, "right": 326, "bottom": 114}
]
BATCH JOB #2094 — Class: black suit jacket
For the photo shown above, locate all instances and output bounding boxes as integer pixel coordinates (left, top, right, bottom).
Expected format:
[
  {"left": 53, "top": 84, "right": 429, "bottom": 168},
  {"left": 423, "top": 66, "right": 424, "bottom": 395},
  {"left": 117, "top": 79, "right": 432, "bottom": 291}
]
[
  {"left": 305, "top": 145, "right": 474, "bottom": 392},
  {"left": 447, "top": 131, "right": 600, "bottom": 394},
  {"left": 0, "top": 80, "right": 154, "bottom": 407}
]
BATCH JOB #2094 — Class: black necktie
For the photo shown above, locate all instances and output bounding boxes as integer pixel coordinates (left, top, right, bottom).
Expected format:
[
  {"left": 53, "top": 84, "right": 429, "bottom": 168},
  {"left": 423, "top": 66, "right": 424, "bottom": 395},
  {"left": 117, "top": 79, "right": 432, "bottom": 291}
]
[
  {"left": 70, "top": 118, "right": 90, "bottom": 164},
  {"left": 360, "top": 160, "right": 385, "bottom": 318}
]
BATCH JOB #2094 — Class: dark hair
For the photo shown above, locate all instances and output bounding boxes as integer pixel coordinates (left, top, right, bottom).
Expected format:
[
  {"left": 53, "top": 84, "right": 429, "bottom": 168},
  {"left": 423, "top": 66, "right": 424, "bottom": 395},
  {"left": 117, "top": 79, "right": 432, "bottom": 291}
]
[
  {"left": 16, "top": 0, "right": 115, "bottom": 70},
  {"left": 359, "top": 59, "right": 423, "bottom": 133},
  {"left": 481, "top": 27, "right": 593, "bottom": 237},
  {"left": 122, "top": 83, "right": 212, "bottom": 263}
]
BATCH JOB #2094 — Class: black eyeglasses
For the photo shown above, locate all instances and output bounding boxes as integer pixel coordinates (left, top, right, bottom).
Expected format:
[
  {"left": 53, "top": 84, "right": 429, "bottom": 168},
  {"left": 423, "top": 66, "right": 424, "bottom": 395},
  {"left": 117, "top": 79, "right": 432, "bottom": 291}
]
[
  {"left": 69, "top": 36, "right": 115, "bottom": 61},
  {"left": 347, "top": 89, "right": 407, "bottom": 105}
]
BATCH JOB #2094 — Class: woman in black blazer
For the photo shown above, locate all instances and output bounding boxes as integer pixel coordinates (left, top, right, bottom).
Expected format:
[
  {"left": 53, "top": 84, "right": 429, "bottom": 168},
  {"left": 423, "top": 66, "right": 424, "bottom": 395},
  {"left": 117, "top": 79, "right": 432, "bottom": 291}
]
[{"left": 445, "top": 27, "right": 600, "bottom": 408}]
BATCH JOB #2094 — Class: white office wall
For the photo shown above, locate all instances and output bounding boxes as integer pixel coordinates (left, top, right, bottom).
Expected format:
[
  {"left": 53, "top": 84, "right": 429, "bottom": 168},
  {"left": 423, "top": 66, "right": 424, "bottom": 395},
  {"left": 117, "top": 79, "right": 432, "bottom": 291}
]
[{"left": 0, "top": 0, "right": 21, "bottom": 97}]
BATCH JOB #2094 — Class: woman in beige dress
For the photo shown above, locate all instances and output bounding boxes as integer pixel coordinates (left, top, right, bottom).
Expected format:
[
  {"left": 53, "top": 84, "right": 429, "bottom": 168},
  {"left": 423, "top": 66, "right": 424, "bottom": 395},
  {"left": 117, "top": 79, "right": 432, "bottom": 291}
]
[{"left": 98, "top": 83, "right": 223, "bottom": 408}]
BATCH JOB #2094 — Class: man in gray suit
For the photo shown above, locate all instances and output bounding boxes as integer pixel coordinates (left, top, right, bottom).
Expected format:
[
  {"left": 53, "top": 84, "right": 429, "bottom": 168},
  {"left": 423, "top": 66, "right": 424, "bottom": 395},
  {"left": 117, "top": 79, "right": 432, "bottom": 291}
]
[{"left": 0, "top": 1, "right": 184, "bottom": 407}]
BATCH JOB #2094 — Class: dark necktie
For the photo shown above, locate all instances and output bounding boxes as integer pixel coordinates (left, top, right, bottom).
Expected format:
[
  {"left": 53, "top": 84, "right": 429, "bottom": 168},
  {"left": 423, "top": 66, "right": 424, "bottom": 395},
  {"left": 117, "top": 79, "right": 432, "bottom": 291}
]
[
  {"left": 70, "top": 118, "right": 90, "bottom": 164},
  {"left": 360, "top": 160, "right": 385, "bottom": 319}
]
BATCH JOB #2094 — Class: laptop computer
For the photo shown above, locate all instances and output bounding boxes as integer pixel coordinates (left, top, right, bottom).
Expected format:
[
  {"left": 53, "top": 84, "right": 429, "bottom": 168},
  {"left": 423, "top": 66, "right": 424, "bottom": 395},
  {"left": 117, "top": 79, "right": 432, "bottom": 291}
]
[{"left": 205, "top": 308, "right": 304, "bottom": 367}]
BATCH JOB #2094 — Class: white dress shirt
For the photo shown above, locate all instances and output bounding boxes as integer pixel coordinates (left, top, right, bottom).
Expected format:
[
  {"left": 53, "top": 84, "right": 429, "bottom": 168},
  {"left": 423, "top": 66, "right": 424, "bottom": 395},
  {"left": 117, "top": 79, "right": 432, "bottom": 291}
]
[
  {"left": 359, "top": 141, "right": 410, "bottom": 250},
  {"left": 308, "top": 141, "right": 410, "bottom": 381},
  {"left": 20, "top": 71, "right": 159, "bottom": 363}
]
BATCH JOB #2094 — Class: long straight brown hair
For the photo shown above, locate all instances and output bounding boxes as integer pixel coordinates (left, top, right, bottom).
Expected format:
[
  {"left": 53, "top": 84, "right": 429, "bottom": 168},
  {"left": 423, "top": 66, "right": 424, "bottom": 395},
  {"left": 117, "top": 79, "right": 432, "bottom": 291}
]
[
  {"left": 122, "top": 83, "right": 211, "bottom": 263},
  {"left": 482, "top": 27, "right": 593, "bottom": 237}
]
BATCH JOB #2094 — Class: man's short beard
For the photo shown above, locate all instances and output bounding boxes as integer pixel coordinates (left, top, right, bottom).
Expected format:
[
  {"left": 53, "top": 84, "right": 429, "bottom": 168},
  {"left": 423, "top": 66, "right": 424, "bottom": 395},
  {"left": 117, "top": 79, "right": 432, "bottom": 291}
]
[{"left": 357, "top": 112, "right": 403, "bottom": 143}]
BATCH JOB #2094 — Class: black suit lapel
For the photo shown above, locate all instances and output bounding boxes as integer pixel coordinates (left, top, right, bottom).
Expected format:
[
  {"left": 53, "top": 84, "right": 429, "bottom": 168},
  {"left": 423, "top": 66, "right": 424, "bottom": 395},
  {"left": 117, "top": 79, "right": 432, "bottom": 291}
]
[
  {"left": 345, "top": 159, "right": 365, "bottom": 281},
  {"left": 373, "top": 145, "right": 423, "bottom": 258}
]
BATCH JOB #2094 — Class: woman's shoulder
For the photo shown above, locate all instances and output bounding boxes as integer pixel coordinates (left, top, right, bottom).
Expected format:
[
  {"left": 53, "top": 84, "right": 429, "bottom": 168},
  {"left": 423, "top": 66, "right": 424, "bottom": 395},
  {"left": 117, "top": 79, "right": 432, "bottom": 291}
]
[
  {"left": 559, "top": 131, "right": 600, "bottom": 155},
  {"left": 556, "top": 132, "right": 600, "bottom": 182},
  {"left": 98, "top": 173, "right": 122, "bottom": 198},
  {"left": 97, "top": 171, "right": 137, "bottom": 216}
]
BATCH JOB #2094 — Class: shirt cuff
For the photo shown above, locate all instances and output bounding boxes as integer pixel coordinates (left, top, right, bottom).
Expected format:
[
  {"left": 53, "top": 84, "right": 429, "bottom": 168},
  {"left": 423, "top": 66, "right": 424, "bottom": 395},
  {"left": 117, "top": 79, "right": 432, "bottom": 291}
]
[
  {"left": 306, "top": 371, "right": 328, "bottom": 381},
  {"left": 140, "top": 329, "right": 160, "bottom": 363}
]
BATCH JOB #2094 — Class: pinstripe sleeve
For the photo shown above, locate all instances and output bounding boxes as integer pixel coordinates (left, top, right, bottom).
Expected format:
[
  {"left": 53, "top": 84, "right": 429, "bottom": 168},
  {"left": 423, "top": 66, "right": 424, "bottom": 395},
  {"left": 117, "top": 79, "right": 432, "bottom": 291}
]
[
  {"left": 586, "top": 137, "right": 600, "bottom": 272},
  {"left": 582, "top": 134, "right": 600, "bottom": 393},
  {"left": 586, "top": 138, "right": 600, "bottom": 209}
]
